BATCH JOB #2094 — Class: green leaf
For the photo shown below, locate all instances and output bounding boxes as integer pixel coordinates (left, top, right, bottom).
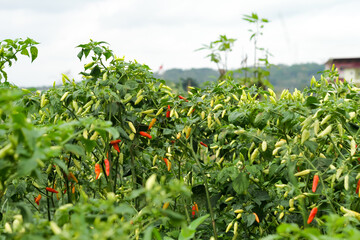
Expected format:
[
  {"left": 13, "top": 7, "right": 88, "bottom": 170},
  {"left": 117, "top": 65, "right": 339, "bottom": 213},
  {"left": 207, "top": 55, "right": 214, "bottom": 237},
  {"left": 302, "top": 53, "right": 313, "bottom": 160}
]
[
  {"left": 30, "top": 46, "right": 38, "bottom": 62},
  {"left": 217, "top": 167, "right": 238, "bottom": 184},
  {"left": 90, "top": 65, "right": 101, "bottom": 78},
  {"left": 246, "top": 213, "right": 255, "bottom": 227},
  {"left": 305, "top": 96, "right": 319, "bottom": 109},
  {"left": 54, "top": 159, "right": 69, "bottom": 175},
  {"left": 20, "top": 48, "right": 29, "bottom": 57},
  {"left": 77, "top": 50, "right": 84, "bottom": 60},
  {"left": 64, "top": 143, "right": 85, "bottom": 156},
  {"left": 232, "top": 172, "right": 249, "bottom": 195},
  {"left": 188, "top": 214, "right": 209, "bottom": 230},
  {"left": 15, "top": 202, "right": 33, "bottom": 223},
  {"left": 143, "top": 225, "right": 154, "bottom": 240}
]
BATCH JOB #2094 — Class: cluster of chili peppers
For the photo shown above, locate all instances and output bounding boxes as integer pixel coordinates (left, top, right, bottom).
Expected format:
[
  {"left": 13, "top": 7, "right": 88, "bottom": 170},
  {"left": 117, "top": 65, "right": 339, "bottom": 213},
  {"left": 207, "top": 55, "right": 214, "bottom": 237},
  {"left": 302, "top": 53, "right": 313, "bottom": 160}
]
[{"left": 192, "top": 202, "right": 199, "bottom": 218}]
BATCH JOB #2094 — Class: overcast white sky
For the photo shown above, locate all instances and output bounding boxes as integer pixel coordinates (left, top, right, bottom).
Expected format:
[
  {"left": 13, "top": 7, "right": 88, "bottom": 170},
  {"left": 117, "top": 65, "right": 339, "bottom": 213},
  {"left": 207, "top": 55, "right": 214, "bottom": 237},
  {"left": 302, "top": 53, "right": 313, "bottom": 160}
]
[{"left": 1, "top": 0, "right": 359, "bottom": 87}]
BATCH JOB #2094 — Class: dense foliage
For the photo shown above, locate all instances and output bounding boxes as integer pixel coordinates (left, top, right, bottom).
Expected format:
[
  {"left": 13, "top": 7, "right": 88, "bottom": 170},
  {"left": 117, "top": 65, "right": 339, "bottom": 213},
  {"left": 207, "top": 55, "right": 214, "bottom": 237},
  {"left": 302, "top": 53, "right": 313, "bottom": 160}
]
[{"left": 1, "top": 38, "right": 360, "bottom": 240}]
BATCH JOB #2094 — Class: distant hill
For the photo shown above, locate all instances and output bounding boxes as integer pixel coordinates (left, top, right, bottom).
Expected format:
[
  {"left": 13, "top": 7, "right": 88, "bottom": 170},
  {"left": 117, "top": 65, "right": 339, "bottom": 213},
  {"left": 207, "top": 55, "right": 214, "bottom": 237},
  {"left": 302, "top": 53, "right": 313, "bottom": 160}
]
[{"left": 155, "top": 63, "right": 325, "bottom": 91}]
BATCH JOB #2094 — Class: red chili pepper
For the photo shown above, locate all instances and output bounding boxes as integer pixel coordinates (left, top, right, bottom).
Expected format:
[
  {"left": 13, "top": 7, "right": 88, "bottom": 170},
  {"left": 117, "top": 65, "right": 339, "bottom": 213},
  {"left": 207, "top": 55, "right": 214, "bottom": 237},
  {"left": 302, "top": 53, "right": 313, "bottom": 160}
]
[
  {"left": 139, "top": 131, "right": 152, "bottom": 139},
  {"left": 64, "top": 189, "right": 67, "bottom": 194},
  {"left": 200, "top": 142, "right": 208, "bottom": 148},
  {"left": 307, "top": 207, "right": 318, "bottom": 224},
  {"left": 46, "top": 187, "right": 58, "bottom": 194},
  {"left": 253, "top": 213, "right": 260, "bottom": 223},
  {"left": 312, "top": 175, "right": 319, "bottom": 193},
  {"left": 95, "top": 163, "right": 101, "bottom": 180},
  {"left": 171, "top": 140, "right": 176, "bottom": 144},
  {"left": 192, "top": 205, "right": 196, "bottom": 218},
  {"left": 110, "top": 139, "right": 121, "bottom": 153},
  {"left": 179, "top": 95, "right": 188, "bottom": 102},
  {"left": 104, "top": 159, "right": 110, "bottom": 176},
  {"left": 148, "top": 118, "right": 157, "bottom": 130},
  {"left": 356, "top": 179, "right": 360, "bottom": 194},
  {"left": 166, "top": 105, "right": 171, "bottom": 118},
  {"left": 34, "top": 194, "right": 41, "bottom": 205}
]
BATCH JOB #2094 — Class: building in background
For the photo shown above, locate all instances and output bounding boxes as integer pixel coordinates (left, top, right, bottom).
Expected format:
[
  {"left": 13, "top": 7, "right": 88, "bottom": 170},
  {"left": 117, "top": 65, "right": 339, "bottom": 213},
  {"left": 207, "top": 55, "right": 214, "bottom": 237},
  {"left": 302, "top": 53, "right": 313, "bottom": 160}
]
[{"left": 325, "top": 58, "right": 360, "bottom": 84}]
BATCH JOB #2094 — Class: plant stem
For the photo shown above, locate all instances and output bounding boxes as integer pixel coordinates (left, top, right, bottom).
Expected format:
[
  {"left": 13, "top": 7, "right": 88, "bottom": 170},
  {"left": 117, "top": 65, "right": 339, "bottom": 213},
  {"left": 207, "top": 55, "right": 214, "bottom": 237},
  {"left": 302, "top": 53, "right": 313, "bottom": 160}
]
[
  {"left": 188, "top": 138, "right": 218, "bottom": 240},
  {"left": 46, "top": 194, "right": 51, "bottom": 221}
]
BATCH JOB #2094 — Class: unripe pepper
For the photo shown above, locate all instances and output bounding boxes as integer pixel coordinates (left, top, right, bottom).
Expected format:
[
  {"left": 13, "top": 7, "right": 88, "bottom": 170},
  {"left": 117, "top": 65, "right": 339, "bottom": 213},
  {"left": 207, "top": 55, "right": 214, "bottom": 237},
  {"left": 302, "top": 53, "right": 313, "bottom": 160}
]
[
  {"left": 294, "top": 169, "right": 311, "bottom": 177},
  {"left": 307, "top": 207, "right": 318, "bottom": 224},
  {"left": 312, "top": 175, "right": 319, "bottom": 192},
  {"left": 128, "top": 121, "right": 137, "bottom": 134},
  {"left": 134, "top": 95, "right": 144, "bottom": 105}
]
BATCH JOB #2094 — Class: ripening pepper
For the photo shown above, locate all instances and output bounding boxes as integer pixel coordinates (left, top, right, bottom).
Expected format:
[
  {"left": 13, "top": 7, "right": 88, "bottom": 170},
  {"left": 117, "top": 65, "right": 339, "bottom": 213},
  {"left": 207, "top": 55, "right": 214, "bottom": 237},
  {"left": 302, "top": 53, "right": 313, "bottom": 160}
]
[
  {"left": 148, "top": 118, "right": 157, "bottom": 130},
  {"left": 104, "top": 159, "right": 110, "bottom": 176},
  {"left": 312, "top": 175, "right": 319, "bottom": 192},
  {"left": 307, "top": 207, "right": 318, "bottom": 224},
  {"left": 163, "top": 158, "right": 171, "bottom": 171},
  {"left": 163, "top": 202, "right": 170, "bottom": 209},
  {"left": 68, "top": 172, "right": 78, "bottom": 183},
  {"left": 110, "top": 139, "right": 121, "bottom": 153}
]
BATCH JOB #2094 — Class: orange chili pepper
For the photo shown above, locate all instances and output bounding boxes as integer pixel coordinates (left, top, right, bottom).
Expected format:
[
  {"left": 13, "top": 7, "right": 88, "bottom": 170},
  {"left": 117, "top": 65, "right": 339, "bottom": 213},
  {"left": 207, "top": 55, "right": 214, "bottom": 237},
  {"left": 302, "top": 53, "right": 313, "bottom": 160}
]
[
  {"left": 312, "top": 175, "right": 319, "bottom": 193},
  {"left": 253, "top": 213, "right": 260, "bottom": 223},
  {"left": 68, "top": 172, "right": 78, "bottom": 183},
  {"left": 194, "top": 202, "right": 199, "bottom": 212},
  {"left": 307, "top": 207, "right": 318, "bottom": 224},
  {"left": 139, "top": 131, "right": 152, "bottom": 139},
  {"left": 104, "top": 159, "right": 110, "bottom": 176},
  {"left": 34, "top": 194, "right": 41, "bottom": 205},
  {"left": 148, "top": 118, "right": 157, "bottom": 130},
  {"left": 95, "top": 163, "right": 101, "bottom": 180},
  {"left": 163, "top": 202, "right": 170, "bottom": 209}
]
